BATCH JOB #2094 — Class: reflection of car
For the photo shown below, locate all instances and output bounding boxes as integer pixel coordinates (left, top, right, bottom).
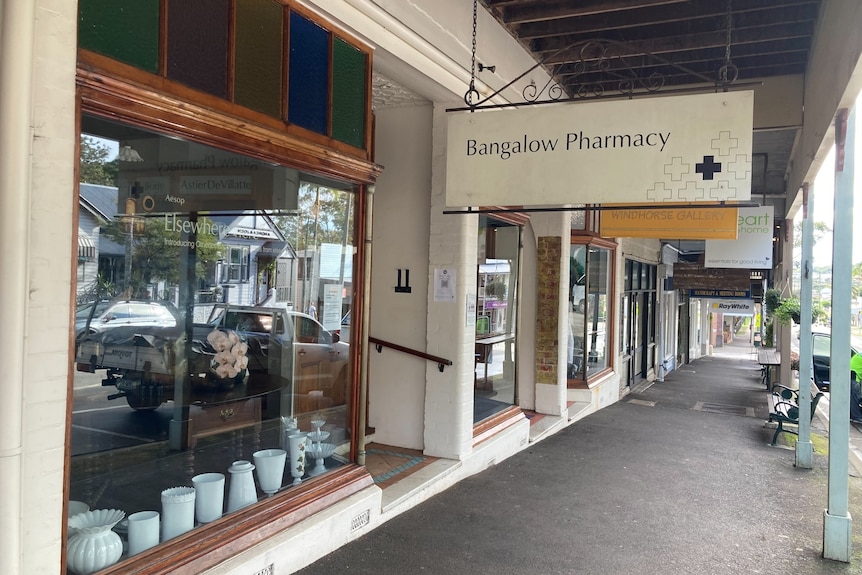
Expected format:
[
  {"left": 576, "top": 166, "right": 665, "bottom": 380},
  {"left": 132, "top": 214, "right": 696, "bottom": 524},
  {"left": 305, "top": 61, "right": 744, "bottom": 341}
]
[
  {"left": 206, "top": 305, "right": 349, "bottom": 376},
  {"left": 76, "top": 304, "right": 348, "bottom": 410},
  {"left": 812, "top": 331, "right": 860, "bottom": 391},
  {"left": 338, "top": 310, "right": 351, "bottom": 343},
  {"left": 75, "top": 300, "right": 179, "bottom": 337}
]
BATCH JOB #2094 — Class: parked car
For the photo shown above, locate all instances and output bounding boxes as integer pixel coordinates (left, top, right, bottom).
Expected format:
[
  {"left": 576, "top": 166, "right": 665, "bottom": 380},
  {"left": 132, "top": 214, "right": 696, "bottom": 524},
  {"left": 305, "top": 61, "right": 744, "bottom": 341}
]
[
  {"left": 338, "top": 310, "right": 351, "bottom": 343},
  {"left": 75, "top": 299, "right": 179, "bottom": 337},
  {"left": 76, "top": 304, "right": 348, "bottom": 410},
  {"left": 812, "top": 331, "right": 860, "bottom": 391}
]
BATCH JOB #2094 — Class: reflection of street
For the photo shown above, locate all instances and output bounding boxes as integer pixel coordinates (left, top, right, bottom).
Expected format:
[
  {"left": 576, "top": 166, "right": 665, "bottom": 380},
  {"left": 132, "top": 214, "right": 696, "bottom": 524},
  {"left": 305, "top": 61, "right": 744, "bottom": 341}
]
[{"left": 71, "top": 371, "right": 169, "bottom": 456}]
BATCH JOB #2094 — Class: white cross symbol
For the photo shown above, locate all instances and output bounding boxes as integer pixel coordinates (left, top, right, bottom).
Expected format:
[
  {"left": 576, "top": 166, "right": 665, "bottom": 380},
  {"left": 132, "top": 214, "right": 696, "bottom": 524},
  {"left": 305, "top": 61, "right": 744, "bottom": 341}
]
[
  {"left": 664, "top": 157, "right": 690, "bottom": 181},
  {"left": 679, "top": 180, "right": 705, "bottom": 201},
  {"left": 711, "top": 131, "right": 738, "bottom": 157},
  {"left": 726, "top": 153, "right": 751, "bottom": 181},
  {"left": 647, "top": 182, "right": 673, "bottom": 202}
]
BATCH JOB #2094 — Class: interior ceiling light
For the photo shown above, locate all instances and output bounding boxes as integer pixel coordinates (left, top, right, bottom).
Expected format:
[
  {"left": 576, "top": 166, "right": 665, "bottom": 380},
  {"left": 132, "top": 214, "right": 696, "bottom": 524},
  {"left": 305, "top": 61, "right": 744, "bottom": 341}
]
[{"left": 118, "top": 145, "right": 144, "bottom": 162}]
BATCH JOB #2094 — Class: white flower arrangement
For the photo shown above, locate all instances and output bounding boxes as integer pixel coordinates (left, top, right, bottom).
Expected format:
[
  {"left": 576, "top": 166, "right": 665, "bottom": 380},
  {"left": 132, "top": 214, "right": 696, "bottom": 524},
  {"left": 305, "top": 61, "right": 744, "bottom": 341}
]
[{"left": 206, "top": 329, "right": 249, "bottom": 379}]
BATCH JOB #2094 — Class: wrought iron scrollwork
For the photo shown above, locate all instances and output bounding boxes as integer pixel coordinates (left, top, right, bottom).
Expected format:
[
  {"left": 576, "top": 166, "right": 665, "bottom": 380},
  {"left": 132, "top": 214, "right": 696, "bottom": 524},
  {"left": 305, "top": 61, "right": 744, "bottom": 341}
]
[{"left": 463, "top": 35, "right": 731, "bottom": 111}]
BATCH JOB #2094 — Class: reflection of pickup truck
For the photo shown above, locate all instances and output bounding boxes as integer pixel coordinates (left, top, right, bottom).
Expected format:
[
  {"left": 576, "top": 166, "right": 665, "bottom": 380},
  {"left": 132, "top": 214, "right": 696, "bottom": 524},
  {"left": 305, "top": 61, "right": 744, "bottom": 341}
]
[{"left": 75, "top": 304, "right": 349, "bottom": 410}]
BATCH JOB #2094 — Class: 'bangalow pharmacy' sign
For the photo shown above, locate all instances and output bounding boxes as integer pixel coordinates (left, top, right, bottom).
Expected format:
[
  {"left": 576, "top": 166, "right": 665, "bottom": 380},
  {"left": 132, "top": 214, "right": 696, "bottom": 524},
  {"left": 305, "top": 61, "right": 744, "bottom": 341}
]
[{"left": 445, "top": 91, "right": 753, "bottom": 207}]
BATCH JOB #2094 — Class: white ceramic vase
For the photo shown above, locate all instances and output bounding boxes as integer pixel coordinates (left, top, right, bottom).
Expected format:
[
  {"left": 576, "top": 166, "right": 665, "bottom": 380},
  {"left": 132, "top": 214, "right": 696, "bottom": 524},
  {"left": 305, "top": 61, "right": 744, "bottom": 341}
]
[
  {"left": 287, "top": 432, "right": 308, "bottom": 485},
  {"left": 67, "top": 509, "right": 125, "bottom": 575},
  {"left": 67, "top": 500, "right": 90, "bottom": 518},
  {"left": 253, "top": 449, "right": 287, "bottom": 495},
  {"left": 192, "top": 472, "right": 225, "bottom": 523},
  {"left": 160, "top": 486, "right": 195, "bottom": 541},
  {"left": 306, "top": 442, "right": 337, "bottom": 477},
  {"left": 127, "top": 510, "right": 160, "bottom": 556},
  {"left": 226, "top": 460, "right": 258, "bottom": 512},
  {"left": 280, "top": 416, "right": 298, "bottom": 451}
]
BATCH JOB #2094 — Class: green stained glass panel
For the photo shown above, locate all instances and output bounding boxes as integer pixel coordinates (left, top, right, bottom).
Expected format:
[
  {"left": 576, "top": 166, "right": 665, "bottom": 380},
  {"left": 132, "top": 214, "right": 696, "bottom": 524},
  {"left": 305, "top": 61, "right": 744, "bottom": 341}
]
[
  {"left": 78, "top": 0, "right": 159, "bottom": 73},
  {"left": 332, "top": 38, "right": 367, "bottom": 149},
  {"left": 235, "top": 0, "right": 284, "bottom": 117}
]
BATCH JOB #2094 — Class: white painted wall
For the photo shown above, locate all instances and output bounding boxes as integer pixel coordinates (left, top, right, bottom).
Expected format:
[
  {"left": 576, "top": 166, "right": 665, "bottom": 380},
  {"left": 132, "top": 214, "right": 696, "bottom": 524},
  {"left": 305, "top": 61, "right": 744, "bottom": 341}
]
[
  {"left": 368, "top": 103, "right": 434, "bottom": 449},
  {"left": 1, "top": 2, "right": 79, "bottom": 575}
]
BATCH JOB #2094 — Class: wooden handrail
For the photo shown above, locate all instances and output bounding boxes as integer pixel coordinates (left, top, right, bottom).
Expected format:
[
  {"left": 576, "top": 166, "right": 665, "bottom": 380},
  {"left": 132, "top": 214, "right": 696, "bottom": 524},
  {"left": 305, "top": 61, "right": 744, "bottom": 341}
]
[{"left": 368, "top": 336, "right": 453, "bottom": 372}]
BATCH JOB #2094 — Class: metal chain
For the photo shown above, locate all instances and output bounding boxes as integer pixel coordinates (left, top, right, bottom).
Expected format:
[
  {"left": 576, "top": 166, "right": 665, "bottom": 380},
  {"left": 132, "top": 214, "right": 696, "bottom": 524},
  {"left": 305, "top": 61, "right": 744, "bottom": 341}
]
[
  {"left": 471, "top": 0, "right": 478, "bottom": 90},
  {"left": 717, "top": 0, "right": 737, "bottom": 87},
  {"left": 724, "top": 0, "right": 733, "bottom": 64},
  {"left": 464, "top": 0, "right": 480, "bottom": 107}
]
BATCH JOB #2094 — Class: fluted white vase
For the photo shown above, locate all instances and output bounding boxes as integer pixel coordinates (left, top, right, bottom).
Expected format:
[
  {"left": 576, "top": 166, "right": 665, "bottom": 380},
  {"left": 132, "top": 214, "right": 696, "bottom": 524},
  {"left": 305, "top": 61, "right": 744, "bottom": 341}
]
[
  {"left": 160, "top": 486, "right": 195, "bottom": 541},
  {"left": 67, "top": 509, "right": 125, "bottom": 575}
]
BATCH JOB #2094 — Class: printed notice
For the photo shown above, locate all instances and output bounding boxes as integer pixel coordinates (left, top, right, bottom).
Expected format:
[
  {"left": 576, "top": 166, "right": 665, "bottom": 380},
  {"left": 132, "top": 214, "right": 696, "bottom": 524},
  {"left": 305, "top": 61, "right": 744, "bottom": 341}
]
[
  {"left": 434, "top": 268, "right": 456, "bottom": 302},
  {"left": 466, "top": 294, "right": 477, "bottom": 327}
]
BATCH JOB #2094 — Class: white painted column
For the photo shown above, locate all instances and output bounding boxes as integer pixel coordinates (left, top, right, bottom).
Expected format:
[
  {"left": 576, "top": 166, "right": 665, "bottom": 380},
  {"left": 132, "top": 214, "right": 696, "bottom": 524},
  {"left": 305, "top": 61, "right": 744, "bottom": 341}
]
[
  {"left": 796, "top": 184, "right": 814, "bottom": 469},
  {"left": 424, "top": 103, "right": 477, "bottom": 459},
  {"left": 0, "top": 1, "right": 35, "bottom": 573},
  {"left": 824, "top": 106, "right": 855, "bottom": 562}
]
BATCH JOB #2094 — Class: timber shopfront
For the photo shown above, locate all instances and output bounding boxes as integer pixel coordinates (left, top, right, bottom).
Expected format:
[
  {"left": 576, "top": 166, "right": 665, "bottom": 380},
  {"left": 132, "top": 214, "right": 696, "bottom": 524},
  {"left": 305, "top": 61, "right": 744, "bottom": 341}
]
[{"left": 68, "top": 2, "right": 379, "bottom": 573}]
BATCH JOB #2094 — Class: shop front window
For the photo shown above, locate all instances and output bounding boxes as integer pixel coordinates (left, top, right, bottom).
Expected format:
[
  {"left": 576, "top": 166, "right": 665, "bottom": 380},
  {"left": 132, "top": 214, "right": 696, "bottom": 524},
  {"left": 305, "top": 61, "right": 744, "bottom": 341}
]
[
  {"left": 71, "top": 115, "right": 356, "bottom": 570},
  {"left": 568, "top": 241, "right": 613, "bottom": 381},
  {"left": 474, "top": 217, "right": 520, "bottom": 423}
]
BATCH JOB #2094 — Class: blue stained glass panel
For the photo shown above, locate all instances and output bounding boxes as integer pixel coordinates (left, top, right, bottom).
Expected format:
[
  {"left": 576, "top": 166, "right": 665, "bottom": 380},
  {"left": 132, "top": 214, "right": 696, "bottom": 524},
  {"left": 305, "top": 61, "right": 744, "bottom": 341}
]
[{"left": 288, "top": 12, "right": 329, "bottom": 135}]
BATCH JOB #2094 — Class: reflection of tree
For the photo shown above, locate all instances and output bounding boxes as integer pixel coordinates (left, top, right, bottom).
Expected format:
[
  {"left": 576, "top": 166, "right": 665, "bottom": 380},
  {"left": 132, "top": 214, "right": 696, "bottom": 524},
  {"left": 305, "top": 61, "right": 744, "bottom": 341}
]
[
  {"left": 274, "top": 184, "right": 354, "bottom": 249},
  {"left": 80, "top": 136, "right": 118, "bottom": 186},
  {"left": 101, "top": 216, "right": 223, "bottom": 297}
]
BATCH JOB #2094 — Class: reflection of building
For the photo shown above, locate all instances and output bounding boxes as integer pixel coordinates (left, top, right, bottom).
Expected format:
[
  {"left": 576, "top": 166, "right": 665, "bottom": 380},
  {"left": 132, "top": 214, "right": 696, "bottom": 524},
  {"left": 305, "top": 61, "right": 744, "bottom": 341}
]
[{"left": 78, "top": 183, "right": 300, "bottom": 308}]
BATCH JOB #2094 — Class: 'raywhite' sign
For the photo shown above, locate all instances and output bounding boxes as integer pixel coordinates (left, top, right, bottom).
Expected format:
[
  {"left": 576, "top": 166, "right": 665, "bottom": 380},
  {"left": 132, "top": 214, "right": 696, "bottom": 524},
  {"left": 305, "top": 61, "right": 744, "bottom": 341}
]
[
  {"left": 446, "top": 91, "right": 753, "bottom": 207},
  {"left": 709, "top": 299, "right": 756, "bottom": 314}
]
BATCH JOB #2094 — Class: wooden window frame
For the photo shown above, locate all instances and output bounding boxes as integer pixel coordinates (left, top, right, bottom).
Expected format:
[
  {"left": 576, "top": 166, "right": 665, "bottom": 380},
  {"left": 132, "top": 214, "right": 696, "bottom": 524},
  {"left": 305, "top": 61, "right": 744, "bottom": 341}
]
[
  {"left": 567, "top": 234, "right": 617, "bottom": 386},
  {"left": 70, "top": 36, "right": 379, "bottom": 575}
]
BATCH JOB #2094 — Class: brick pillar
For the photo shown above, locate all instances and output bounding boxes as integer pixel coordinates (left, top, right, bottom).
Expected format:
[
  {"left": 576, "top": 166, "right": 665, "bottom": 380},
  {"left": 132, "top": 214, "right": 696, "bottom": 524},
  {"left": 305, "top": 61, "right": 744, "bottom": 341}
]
[{"left": 536, "top": 236, "right": 562, "bottom": 385}]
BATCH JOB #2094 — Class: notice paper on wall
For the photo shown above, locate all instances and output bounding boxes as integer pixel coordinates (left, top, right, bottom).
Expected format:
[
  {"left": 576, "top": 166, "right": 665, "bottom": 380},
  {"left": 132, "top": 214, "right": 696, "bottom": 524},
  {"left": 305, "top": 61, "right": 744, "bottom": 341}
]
[{"left": 434, "top": 268, "right": 456, "bottom": 302}]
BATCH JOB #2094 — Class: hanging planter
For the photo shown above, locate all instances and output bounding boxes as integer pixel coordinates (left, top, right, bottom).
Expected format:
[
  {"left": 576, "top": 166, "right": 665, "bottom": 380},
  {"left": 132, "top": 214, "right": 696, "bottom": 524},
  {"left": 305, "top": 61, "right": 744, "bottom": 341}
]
[{"left": 774, "top": 297, "right": 801, "bottom": 326}]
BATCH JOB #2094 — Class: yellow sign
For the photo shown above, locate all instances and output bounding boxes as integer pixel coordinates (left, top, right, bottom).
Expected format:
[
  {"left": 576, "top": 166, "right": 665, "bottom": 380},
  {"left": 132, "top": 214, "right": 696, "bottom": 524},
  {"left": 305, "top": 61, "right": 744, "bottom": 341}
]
[{"left": 599, "top": 204, "right": 738, "bottom": 239}]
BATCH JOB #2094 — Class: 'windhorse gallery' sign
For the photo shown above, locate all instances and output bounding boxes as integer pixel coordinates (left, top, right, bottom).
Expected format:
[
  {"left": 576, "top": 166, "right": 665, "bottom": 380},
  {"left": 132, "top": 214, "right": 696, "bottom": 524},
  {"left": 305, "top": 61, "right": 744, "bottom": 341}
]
[{"left": 445, "top": 91, "right": 753, "bottom": 207}]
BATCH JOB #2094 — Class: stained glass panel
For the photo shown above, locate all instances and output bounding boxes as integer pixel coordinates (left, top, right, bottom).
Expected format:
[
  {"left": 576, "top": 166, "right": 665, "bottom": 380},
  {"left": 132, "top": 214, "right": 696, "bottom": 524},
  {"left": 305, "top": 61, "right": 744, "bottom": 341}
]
[
  {"left": 167, "top": 0, "right": 230, "bottom": 99},
  {"left": 288, "top": 12, "right": 329, "bottom": 135},
  {"left": 332, "top": 38, "right": 366, "bottom": 148},
  {"left": 235, "top": 0, "right": 284, "bottom": 117},
  {"left": 78, "top": 0, "right": 159, "bottom": 73}
]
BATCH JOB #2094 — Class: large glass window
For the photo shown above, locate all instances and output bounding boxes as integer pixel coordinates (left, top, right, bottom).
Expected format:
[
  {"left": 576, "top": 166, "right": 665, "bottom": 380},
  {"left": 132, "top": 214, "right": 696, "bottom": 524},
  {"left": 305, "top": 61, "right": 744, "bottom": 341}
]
[
  {"left": 474, "top": 217, "right": 520, "bottom": 423},
  {"left": 568, "top": 241, "right": 613, "bottom": 381},
  {"left": 71, "top": 115, "right": 356, "bottom": 570},
  {"left": 621, "top": 258, "right": 657, "bottom": 386}
]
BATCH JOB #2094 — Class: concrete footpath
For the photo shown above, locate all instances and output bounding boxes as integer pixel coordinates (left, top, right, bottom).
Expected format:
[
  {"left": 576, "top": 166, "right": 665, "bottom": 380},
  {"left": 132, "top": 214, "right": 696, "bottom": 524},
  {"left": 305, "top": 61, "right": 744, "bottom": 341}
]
[{"left": 295, "top": 340, "right": 862, "bottom": 575}]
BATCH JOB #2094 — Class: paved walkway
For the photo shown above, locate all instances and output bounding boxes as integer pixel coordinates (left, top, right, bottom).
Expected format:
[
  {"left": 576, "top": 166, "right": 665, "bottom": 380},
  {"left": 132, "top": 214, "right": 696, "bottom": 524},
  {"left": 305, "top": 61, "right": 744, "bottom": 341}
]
[{"left": 295, "top": 339, "right": 862, "bottom": 574}]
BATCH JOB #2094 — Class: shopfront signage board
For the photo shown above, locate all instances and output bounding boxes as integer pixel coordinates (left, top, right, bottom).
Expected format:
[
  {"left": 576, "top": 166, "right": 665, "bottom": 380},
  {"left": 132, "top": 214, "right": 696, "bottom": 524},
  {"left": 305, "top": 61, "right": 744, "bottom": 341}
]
[
  {"left": 446, "top": 91, "right": 753, "bottom": 207},
  {"left": 704, "top": 206, "right": 773, "bottom": 269},
  {"left": 599, "top": 203, "right": 738, "bottom": 239}
]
